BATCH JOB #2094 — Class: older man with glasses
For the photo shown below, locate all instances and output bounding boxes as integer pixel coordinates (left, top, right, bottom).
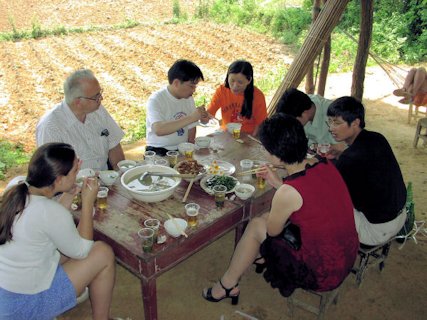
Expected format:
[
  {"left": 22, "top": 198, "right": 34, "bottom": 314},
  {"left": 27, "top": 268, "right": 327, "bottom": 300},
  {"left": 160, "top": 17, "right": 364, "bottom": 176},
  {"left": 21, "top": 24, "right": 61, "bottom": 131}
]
[{"left": 36, "top": 69, "right": 125, "bottom": 171}]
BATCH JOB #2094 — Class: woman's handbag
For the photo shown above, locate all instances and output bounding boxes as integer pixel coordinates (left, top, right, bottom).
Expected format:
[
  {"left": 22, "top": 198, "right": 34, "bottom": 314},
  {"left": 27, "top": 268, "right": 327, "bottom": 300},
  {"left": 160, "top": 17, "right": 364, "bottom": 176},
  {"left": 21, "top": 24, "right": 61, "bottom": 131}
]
[{"left": 280, "top": 222, "right": 301, "bottom": 250}]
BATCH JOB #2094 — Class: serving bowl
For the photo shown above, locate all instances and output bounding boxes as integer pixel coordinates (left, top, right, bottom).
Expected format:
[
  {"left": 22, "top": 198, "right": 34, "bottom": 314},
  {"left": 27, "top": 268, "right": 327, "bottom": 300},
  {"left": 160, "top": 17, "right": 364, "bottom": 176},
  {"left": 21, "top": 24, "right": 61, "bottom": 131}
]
[
  {"left": 195, "top": 136, "right": 212, "bottom": 148},
  {"left": 226, "top": 122, "right": 242, "bottom": 134},
  {"left": 121, "top": 165, "right": 181, "bottom": 203},
  {"left": 164, "top": 218, "right": 188, "bottom": 238},
  {"left": 99, "top": 170, "right": 119, "bottom": 186},
  {"left": 234, "top": 183, "right": 255, "bottom": 200}
]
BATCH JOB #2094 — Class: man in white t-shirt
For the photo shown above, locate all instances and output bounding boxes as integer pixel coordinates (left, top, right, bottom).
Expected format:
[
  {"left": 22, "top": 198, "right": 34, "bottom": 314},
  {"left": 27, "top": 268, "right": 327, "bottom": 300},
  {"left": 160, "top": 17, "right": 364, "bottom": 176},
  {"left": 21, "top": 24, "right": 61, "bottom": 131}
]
[
  {"left": 145, "top": 59, "right": 209, "bottom": 156},
  {"left": 36, "top": 69, "right": 125, "bottom": 171}
]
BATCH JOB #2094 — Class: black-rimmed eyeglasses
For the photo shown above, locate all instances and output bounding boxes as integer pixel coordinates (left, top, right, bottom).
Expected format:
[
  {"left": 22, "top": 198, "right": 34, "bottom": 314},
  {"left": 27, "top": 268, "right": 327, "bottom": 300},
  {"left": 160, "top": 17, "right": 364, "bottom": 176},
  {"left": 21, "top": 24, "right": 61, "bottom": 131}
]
[{"left": 79, "top": 89, "right": 103, "bottom": 102}]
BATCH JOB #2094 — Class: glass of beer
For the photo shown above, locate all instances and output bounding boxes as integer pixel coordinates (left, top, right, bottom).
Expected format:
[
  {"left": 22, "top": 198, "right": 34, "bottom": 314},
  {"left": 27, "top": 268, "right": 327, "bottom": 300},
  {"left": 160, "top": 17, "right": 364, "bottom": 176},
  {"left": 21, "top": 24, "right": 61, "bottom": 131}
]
[
  {"left": 138, "top": 228, "right": 154, "bottom": 253},
  {"left": 144, "top": 218, "right": 160, "bottom": 242},
  {"left": 256, "top": 175, "right": 266, "bottom": 189},
  {"left": 213, "top": 184, "right": 227, "bottom": 209},
  {"left": 96, "top": 187, "right": 109, "bottom": 210},
  {"left": 166, "top": 151, "right": 179, "bottom": 167},
  {"left": 317, "top": 143, "right": 331, "bottom": 158},
  {"left": 185, "top": 203, "right": 200, "bottom": 227},
  {"left": 232, "top": 128, "right": 241, "bottom": 139}
]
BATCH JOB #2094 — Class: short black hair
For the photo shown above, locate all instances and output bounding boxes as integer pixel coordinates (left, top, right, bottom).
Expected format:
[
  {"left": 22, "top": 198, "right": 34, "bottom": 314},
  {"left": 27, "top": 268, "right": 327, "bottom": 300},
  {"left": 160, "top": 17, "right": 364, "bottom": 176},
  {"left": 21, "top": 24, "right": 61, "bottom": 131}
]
[
  {"left": 167, "top": 59, "right": 204, "bottom": 84},
  {"left": 327, "top": 96, "right": 365, "bottom": 128},
  {"left": 259, "top": 114, "right": 308, "bottom": 164},
  {"left": 275, "top": 88, "right": 313, "bottom": 117}
]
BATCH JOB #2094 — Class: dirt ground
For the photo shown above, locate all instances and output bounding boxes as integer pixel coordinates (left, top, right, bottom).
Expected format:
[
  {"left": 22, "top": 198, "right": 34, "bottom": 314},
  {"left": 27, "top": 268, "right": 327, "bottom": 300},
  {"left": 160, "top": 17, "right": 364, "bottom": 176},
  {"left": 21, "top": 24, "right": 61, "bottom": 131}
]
[{"left": 0, "top": 1, "right": 426, "bottom": 319}]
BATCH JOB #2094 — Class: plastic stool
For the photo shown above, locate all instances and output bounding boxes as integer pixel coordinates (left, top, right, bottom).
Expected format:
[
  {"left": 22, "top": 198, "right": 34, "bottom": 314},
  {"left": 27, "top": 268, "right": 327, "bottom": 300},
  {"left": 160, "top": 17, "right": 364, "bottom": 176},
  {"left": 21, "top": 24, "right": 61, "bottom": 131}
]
[
  {"left": 287, "top": 287, "right": 339, "bottom": 320},
  {"left": 351, "top": 241, "right": 392, "bottom": 287}
]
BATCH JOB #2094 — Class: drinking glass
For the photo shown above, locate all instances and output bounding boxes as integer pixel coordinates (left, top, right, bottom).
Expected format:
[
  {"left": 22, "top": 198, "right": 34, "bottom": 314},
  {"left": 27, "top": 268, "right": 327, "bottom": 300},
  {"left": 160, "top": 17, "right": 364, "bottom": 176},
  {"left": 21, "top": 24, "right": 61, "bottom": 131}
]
[
  {"left": 154, "top": 158, "right": 169, "bottom": 167},
  {"left": 240, "top": 159, "right": 253, "bottom": 182},
  {"left": 138, "top": 228, "right": 154, "bottom": 253},
  {"left": 317, "top": 143, "right": 331, "bottom": 157},
  {"left": 213, "top": 184, "right": 227, "bottom": 209},
  {"left": 185, "top": 203, "right": 200, "bottom": 227},
  {"left": 144, "top": 150, "right": 156, "bottom": 164},
  {"left": 166, "top": 151, "right": 179, "bottom": 167},
  {"left": 256, "top": 176, "right": 266, "bottom": 189},
  {"left": 144, "top": 218, "right": 160, "bottom": 242},
  {"left": 96, "top": 187, "right": 109, "bottom": 210}
]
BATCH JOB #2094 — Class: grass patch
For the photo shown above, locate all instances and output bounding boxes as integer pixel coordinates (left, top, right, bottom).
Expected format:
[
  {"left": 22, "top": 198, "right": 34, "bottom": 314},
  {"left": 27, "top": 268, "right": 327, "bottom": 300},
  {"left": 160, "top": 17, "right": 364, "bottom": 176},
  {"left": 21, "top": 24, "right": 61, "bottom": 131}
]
[
  {"left": 0, "top": 141, "right": 30, "bottom": 180},
  {"left": 0, "top": 18, "right": 141, "bottom": 42}
]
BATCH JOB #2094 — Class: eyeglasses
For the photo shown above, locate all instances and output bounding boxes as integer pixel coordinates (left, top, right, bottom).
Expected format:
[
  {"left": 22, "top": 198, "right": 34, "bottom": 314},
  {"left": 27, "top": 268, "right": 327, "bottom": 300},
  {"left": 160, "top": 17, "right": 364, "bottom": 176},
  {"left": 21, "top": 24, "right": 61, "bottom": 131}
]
[
  {"left": 326, "top": 119, "right": 346, "bottom": 128},
  {"left": 79, "top": 89, "right": 103, "bottom": 102}
]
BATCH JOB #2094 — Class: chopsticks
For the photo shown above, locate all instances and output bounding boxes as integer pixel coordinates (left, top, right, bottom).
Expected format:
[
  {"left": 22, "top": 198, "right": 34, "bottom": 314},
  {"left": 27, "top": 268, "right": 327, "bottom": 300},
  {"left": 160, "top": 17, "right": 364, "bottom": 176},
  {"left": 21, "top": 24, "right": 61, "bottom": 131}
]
[
  {"left": 236, "top": 165, "right": 281, "bottom": 176},
  {"left": 247, "top": 134, "right": 262, "bottom": 144},
  {"left": 182, "top": 178, "right": 195, "bottom": 203},
  {"left": 167, "top": 213, "right": 188, "bottom": 238},
  {"left": 236, "top": 168, "right": 264, "bottom": 176}
]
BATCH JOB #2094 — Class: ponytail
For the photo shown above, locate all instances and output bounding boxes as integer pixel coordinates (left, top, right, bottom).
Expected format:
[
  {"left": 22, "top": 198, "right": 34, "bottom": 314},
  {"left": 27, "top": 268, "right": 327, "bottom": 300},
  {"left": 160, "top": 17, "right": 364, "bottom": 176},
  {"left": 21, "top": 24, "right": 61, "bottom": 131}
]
[{"left": 0, "top": 182, "right": 29, "bottom": 244}]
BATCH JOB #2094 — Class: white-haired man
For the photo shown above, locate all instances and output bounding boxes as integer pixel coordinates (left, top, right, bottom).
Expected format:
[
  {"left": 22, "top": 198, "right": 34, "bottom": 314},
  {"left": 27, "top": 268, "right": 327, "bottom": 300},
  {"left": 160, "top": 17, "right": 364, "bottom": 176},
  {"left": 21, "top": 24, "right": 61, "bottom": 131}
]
[{"left": 36, "top": 69, "right": 125, "bottom": 170}]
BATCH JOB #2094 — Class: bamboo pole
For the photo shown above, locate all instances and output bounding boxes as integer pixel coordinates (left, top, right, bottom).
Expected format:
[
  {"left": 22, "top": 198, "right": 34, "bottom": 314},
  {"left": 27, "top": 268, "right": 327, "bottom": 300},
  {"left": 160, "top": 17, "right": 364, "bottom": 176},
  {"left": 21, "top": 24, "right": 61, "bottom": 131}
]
[{"left": 268, "top": 0, "right": 351, "bottom": 116}]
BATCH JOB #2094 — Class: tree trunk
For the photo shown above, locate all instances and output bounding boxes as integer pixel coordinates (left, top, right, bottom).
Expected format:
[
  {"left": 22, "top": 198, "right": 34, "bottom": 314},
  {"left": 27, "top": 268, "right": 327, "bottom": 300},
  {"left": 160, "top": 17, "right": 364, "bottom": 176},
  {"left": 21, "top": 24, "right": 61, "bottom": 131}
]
[
  {"left": 317, "top": 0, "right": 330, "bottom": 97},
  {"left": 268, "top": 0, "right": 351, "bottom": 116},
  {"left": 351, "top": 0, "right": 374, "bottom": 100},
  {"left": 305, "top": 0, "right": 322, "bottom": 94}
]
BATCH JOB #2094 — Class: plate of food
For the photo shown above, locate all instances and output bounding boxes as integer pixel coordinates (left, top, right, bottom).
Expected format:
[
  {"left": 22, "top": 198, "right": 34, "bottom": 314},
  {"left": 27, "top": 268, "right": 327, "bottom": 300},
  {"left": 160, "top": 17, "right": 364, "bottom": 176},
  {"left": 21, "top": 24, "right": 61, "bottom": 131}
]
[
  {"left": 174, "top": 160, "right": 206, "bottom": 182},
  {"left": 199, "top": 159, "right": 236, "bottom": 175},
  {"left": 200, "top": 175, "right": 240, "bottom": 195}
]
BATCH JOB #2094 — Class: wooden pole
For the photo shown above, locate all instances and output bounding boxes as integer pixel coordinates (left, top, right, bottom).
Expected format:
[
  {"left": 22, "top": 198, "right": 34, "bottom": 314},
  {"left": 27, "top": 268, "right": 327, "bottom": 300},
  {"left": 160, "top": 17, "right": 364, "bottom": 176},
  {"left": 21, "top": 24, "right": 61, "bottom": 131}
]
[
  {"left": 268, "top": 0, "right": 350, "bottom": 116},
  {"left": 305, "top": 0, "right": 322, "bottom": 95},
  {"left": 351, "top": 0, "right": 374, "bottom": 100}
]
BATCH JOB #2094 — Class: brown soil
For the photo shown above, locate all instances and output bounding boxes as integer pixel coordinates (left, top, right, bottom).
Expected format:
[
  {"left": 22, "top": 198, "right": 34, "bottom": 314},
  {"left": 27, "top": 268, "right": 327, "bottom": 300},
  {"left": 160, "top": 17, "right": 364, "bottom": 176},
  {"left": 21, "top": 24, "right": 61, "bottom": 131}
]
[{"left": 1, "top": 1, "right": 426, "bottom": 319}]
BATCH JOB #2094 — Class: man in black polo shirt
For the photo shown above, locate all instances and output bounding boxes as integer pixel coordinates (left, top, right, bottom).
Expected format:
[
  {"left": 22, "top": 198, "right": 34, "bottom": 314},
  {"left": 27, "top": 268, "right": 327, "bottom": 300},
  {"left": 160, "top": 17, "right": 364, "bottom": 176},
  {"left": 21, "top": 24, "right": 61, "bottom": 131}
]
[{"left": 326, "top": 96, "right": 407, "bottom": 245}]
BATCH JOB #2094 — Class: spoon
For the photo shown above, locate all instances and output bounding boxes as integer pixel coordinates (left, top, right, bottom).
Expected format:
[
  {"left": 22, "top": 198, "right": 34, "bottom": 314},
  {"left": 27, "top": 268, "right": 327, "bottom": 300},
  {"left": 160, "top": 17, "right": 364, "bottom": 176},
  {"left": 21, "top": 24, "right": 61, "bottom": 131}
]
[{"left": 139, "top": 172, "right": 197, "bottom": 186}]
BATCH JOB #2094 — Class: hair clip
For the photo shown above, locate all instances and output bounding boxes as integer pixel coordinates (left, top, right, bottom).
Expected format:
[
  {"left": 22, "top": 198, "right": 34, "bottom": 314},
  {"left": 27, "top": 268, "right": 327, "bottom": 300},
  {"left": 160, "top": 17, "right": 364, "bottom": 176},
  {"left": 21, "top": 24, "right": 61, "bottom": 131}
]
[{"left": 101, "top": 129, "right": 109, "bottom": 137}]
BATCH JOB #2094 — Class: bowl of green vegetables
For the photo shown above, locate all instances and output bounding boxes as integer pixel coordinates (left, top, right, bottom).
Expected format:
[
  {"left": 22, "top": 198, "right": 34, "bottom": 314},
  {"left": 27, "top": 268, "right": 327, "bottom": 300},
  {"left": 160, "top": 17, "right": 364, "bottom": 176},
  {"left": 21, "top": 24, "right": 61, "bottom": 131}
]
[{"left": 200, "top": 175, "right": 239, "bottom": 195}]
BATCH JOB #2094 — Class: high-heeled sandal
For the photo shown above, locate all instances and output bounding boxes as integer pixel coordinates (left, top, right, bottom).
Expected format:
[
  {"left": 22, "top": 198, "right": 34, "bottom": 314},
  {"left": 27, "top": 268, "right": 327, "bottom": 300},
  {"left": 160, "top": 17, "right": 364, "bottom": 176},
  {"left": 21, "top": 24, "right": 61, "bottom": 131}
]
[
  {"left": 253, "top": 256, "right": 266, "bottom": 274},
  {"left": 202, "top": 279, "right": 239, "bottom": 305}
]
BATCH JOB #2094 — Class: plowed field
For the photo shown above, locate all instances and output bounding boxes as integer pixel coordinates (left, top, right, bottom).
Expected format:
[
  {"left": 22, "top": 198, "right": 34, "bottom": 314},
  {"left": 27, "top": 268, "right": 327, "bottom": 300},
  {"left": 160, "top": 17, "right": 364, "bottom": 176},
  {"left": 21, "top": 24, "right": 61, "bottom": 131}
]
[{"left": 0, "top": 0, "right": 293, "bottom": 151}]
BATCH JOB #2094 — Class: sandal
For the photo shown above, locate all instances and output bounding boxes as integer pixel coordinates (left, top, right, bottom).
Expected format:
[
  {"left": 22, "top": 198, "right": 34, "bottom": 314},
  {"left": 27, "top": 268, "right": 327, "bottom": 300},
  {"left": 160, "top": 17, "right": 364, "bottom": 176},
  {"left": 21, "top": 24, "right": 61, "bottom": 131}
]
[
  {"left": 253, "top": 256, "right": 266, "bottom": 274},
  {"left": 202, "top": 279, "right": 239, "bottom": 305}
]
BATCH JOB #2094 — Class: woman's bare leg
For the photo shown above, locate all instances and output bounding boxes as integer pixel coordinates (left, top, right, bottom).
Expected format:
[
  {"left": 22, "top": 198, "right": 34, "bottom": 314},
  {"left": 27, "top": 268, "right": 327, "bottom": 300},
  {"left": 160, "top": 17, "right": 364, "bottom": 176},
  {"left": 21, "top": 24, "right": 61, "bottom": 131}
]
[
  {"left": 62, "top": 241, "right": 115, "bottom": 320},
  {"left": 205, "top": 215, "right": 268, "bottom": 298},
  {"left": 412, "top": 67, "right": 427, "bottom": 96}
]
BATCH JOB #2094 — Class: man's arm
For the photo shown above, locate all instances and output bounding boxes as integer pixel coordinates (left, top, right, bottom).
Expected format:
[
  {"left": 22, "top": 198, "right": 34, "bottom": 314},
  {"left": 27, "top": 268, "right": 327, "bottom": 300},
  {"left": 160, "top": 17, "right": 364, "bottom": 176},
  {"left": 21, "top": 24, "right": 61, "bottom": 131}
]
[
  {"left": 188, "top": 127, "right": 196, "bottom": 143},
  {"left": 152, "top": 107, "right": 206, "bottom": 136},
  {"left": 108, "top": 143, "right": 125, "bottom": 170}
]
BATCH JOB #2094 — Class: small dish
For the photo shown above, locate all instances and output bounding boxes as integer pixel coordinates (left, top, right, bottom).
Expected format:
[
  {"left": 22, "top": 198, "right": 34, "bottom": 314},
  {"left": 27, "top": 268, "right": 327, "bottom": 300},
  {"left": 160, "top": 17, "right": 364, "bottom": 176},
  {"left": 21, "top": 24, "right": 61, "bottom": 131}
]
[
  {"left": 164, "top": 218, "right": 188, "bottom": 238},
  {"left": 118, "top": 160, "right": 137, "bottom": 173},
  {"left": 195, "top": 136, "right": 212, "bottom": 148},
  {"left": 99, "top": 170, "right": 119, "bottom": 186},
  {"left": 234, "top": 184, "right": 255, "bottom": 200}
]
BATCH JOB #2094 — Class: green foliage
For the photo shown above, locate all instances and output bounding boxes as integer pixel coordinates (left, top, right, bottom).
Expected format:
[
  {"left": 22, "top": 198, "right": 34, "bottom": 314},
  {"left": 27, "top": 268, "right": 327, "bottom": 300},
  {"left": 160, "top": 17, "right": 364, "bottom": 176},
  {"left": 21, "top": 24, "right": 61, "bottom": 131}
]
[
  {"left": 0, "top": 141, "right": 30, "bottom": 180},
  {"left": 194, "top": 0, "right": 211, "bottom": 19},
  {"left": 257, "top": 65, "right": 290, "bottom": 94},
  {"left": 170, "top": 0, "right": 188, "bottom": 23}
]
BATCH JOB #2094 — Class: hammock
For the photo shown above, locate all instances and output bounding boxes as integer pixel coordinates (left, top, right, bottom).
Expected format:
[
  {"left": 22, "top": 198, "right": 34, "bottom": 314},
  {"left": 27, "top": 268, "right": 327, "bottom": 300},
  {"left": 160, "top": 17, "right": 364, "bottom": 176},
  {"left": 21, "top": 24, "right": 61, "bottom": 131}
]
[{"left": 339, "top": 28, "right": 407, "bottom": 88}]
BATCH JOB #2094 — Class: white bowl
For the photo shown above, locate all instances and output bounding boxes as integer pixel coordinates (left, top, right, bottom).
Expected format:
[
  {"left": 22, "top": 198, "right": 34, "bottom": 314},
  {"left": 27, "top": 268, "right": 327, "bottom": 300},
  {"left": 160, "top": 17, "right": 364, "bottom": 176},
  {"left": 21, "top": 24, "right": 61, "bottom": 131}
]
[
  {"left": 178, "top": 142, "right": 195, "bottom": 155},
  {"left": 164, "top": 218, "right": 188, "bottom": 238},
  {"left": 99, "top": 170, "right": 119, "bottom": 186},
  {"left": 234, "top": 184, "right": 255, "bottom": 200},
  {"left": 121, "top": 165, "right": 181, "bottom": 203},
  {"left": 195, "top": 136, "right": 212, "bottom": 148},
  {"left": 226, "top": 122, "right": 242, "bottom": 134},
  {"left": 118, "top": 160, "right": 137, "bottom": 173},
  {"left": 76, "top": 168, "right": 95, "bottom": 187}
]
